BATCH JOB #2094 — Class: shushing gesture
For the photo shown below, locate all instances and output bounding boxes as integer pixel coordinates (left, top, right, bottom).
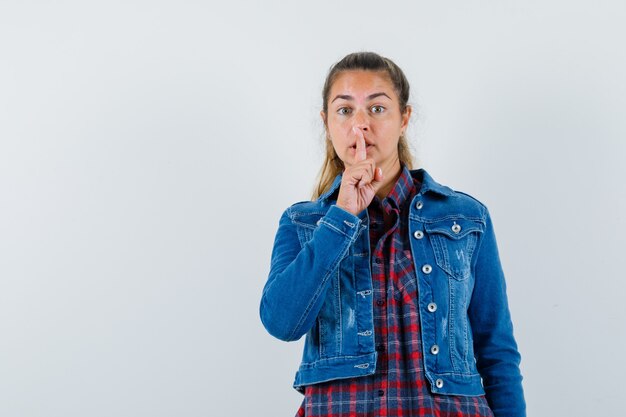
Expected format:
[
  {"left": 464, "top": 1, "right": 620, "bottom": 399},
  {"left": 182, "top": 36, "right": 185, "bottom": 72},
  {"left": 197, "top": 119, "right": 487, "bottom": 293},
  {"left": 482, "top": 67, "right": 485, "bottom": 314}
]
[{"left": 335, "top": 127, "right": 384, "bottom": 216}]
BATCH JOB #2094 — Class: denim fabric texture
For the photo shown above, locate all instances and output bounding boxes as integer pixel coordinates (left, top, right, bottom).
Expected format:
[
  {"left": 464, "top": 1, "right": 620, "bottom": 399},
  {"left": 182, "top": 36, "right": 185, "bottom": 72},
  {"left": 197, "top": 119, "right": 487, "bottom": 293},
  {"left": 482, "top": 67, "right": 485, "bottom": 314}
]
[{"left": 259, "top": 168, "right": 526, "bottom": 417}]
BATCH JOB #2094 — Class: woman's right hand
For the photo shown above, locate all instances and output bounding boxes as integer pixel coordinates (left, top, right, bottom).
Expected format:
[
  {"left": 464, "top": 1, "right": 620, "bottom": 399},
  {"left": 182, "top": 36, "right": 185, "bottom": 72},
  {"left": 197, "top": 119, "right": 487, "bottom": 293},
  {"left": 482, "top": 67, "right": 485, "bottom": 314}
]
[{"left": 335, "top": 127, "right": 384, "bottom": 216}]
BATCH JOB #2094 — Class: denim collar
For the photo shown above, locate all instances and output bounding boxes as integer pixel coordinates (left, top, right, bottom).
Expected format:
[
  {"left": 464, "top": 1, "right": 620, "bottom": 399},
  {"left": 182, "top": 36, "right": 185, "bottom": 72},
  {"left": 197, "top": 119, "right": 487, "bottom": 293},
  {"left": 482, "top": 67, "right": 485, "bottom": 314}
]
[{"left": 317, "top": 166, "right": 455, "bottom": 202}]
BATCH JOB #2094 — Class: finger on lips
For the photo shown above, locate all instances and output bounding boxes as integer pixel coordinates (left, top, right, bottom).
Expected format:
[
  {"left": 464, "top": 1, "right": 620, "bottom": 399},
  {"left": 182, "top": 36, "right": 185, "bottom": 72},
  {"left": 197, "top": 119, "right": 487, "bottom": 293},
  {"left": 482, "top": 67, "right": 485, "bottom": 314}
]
[
  {"left": 353, "top": 127, "right": 367, "bottom": 162},
  {"left": 348, "top": 126, "right": 379, "bottom": 190}
]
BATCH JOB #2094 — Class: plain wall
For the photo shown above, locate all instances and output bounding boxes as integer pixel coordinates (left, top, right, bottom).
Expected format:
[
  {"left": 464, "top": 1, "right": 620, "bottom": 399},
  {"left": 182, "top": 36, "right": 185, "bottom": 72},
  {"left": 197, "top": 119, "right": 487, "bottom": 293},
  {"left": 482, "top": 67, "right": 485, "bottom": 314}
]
[{"left": 1, "top": 1, "right": 624, "bottom": 416}]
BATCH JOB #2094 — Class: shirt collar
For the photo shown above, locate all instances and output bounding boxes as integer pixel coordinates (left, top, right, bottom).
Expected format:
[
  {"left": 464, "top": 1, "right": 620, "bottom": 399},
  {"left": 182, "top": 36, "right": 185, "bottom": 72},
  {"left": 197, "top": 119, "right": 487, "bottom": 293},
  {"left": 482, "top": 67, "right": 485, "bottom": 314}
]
[
  {"left": 382, "top": 163, "right": 415, "bottom": 209},
  {"left": 317, "top": 165, "right": 455, "bottom": 202}
]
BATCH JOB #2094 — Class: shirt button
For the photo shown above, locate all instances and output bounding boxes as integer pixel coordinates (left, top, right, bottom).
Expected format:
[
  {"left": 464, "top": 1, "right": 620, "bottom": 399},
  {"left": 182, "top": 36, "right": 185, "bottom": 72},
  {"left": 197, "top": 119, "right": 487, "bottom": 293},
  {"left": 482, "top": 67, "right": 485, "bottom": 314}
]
[
  {"left": 427, "top": 302, "right": 437, "bottom": 312},
  {"left": 435, "top": 379, "right": 444, "bottom": 388},
  {"left": 375, "top": 257, "right": 383, "bottom": 264},
  {"left": 413, "top": 230, "right": 424, "bottom": 239},
  {"left": 370, "top": 222, "right": 379, "bottom": 230},
  {"left": 378, "top": 389, "right": 385, "bottom": 396},
  {"left": 377, "top": 300, "right": 385, "bottom": 306},
  {"left": 422, "top": 264, "right": 432, "bottom": 274},
  {"left": 430, "top": 344, "right": 439, "bottom": 355},
  {"left": 415, "top": 200, "right": 423, "bottom": 209},
  {"left": 376, "top": 344, "right": 385, "bottom": 352}
]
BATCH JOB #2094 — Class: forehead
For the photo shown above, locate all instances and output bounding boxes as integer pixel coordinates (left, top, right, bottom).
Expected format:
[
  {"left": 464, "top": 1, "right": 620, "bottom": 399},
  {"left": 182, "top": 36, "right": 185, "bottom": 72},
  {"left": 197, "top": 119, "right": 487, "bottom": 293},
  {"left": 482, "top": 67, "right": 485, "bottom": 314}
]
[{"left": 330, "top": 70, "right": 395, "bottom": 97}]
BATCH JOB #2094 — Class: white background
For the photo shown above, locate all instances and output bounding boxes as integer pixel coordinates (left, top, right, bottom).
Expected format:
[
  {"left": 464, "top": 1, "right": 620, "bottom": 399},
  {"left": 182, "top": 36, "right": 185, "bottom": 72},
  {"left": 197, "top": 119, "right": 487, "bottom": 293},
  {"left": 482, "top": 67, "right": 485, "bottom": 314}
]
[{"left": 1, "top": 1, "right": 624, "bottom": 416}]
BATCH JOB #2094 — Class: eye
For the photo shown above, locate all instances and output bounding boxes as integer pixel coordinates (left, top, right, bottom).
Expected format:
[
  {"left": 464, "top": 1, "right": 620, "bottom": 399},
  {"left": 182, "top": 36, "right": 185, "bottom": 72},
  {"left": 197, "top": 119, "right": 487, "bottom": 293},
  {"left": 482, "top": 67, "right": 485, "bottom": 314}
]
[
  {"left": 371, "top": 105, "right": 385, "bottom": 114},
  {"left": 337, "top": 107, "right": 351, "bottom": 115}
]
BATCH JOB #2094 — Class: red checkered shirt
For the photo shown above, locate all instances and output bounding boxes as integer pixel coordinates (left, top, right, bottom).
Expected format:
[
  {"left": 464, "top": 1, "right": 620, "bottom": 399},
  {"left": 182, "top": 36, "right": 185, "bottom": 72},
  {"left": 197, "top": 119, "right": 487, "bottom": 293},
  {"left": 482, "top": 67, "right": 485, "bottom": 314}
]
[{"left": 295, "top": 164, "right": 494, "bottom": 417}]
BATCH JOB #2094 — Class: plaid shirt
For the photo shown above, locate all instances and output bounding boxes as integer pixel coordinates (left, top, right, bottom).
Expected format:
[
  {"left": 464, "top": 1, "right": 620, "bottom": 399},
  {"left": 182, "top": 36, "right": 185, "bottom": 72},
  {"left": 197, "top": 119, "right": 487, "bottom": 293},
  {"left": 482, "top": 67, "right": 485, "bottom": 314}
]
[{"left": 295, "top": 164, "right": 494, "bottom": 417}]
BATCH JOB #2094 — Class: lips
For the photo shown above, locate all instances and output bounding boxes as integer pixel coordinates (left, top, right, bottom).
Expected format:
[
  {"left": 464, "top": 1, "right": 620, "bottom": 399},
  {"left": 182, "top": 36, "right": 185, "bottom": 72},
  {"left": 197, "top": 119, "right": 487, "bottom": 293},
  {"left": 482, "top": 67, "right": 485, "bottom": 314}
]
[
  {"left": 350, "top": 144, "right": 374, "bottom": 155},
  {"left": 350, "top": 141, "right": 374, "bottom": 149}
]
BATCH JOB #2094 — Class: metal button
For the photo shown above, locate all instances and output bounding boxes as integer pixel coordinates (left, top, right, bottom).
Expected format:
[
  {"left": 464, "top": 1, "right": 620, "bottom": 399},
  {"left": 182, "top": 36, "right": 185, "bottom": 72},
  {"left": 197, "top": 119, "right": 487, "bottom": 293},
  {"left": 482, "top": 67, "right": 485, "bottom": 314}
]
[
  {"left": 422, "top": 264, "right": 432, "bottom": 274},
  {"left": 413, "top": 230, "right": 424, "bottom": 239},
  {"left": 431, "top": 345, "right": 439, "bottom": 355},
  {"left": 415, "top": 201, "right": 423, "bottom": 209},
  {"left": 435, "top": 379, "right": 444, "bottom": 388},
  {"left": 451, "top": 222, "right": 461, "bottom": 233},
  {"left": 427, "top": 302, "right": 437, "bottom": 312},
  {"left": 316, "top": 219, "right": 322, "bottom": 226}
]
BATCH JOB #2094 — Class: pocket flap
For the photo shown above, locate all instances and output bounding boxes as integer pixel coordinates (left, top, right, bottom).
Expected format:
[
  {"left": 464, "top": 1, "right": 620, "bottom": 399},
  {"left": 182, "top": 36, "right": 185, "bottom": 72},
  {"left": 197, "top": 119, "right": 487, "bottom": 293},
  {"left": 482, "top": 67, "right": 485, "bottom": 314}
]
[{"left": 424, "top": 218, "right": 485, "bottom": 239}]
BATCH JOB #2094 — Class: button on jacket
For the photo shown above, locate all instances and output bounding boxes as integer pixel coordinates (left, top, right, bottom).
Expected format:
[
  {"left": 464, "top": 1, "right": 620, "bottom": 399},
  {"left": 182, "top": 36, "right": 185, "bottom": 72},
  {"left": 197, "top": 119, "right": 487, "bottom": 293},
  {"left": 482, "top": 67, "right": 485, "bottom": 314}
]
[{"left": 259, "top": 168, "right": 526, "bottom": 417}]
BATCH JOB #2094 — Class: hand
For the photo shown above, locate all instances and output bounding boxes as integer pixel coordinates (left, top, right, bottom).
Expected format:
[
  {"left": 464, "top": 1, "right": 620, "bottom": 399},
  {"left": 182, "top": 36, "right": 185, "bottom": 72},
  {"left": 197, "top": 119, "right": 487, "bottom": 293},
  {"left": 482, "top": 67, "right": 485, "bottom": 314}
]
[{"left": 335, "top": 127, "right": 384, "bottom": 216}]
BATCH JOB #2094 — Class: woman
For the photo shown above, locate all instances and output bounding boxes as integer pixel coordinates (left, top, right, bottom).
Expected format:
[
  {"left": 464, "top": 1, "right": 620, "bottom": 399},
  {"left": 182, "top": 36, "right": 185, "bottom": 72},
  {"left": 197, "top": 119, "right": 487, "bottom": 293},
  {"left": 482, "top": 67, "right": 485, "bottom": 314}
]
[{"left": 259, "top": 51, "right": 526, "bottom": 417}]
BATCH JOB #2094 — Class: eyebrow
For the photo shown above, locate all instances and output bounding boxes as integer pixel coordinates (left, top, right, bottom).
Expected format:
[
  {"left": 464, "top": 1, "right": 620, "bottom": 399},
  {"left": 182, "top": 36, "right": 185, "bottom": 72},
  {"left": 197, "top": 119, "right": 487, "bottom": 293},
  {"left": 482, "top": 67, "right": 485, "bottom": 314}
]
[{"left": 331, "top": 92, "right": 392, "bottom": 103}]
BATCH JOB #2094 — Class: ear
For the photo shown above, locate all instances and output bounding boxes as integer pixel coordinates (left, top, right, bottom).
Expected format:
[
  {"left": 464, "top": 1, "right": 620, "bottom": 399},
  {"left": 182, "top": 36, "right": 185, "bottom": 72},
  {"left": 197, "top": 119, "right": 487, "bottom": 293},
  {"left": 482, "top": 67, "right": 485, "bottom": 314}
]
[
  {"left": 320, "top": 110, "right": 327, "bottom": 127},
  {"left": 401, "top": 105, "right": 412, "bottom": 131}
]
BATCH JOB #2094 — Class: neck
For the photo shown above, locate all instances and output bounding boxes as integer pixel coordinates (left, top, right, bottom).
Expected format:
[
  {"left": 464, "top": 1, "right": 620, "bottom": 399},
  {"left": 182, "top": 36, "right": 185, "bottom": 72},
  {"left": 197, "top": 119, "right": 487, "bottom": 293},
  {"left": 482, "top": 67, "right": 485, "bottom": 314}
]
[{"left": 375, "top": 159, "right": 402, "bottom": 200}]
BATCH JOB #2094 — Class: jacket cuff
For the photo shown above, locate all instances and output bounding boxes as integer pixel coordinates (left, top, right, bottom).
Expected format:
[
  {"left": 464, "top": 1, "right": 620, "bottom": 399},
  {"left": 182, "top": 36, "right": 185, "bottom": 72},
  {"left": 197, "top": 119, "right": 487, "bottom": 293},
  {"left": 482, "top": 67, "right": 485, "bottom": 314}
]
[{"left": 319, "top": 205, "right": 363, "bottom": 240}]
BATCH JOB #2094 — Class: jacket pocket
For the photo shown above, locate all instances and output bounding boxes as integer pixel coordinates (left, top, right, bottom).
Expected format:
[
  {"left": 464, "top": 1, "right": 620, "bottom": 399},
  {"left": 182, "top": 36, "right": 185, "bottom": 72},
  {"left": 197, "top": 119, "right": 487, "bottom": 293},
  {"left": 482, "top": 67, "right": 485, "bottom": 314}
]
[{"left": 424, "top": 218, "right": 484, "bottom": 281}]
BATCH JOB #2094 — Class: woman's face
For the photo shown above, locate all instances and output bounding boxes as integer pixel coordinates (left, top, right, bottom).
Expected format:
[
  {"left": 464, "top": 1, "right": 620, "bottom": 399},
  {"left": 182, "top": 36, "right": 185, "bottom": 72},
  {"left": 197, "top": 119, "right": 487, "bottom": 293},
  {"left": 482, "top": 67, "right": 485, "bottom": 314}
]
[{"left": 321, "top": 70, "right": 411, "bottom": 169}]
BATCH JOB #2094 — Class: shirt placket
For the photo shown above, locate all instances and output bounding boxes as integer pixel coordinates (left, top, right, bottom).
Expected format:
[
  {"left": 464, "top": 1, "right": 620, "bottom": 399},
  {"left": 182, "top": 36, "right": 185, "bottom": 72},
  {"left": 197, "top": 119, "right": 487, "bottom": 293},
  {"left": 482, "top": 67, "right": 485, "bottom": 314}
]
[{"left": 368, "top": 198, "right": 400, "bottom": 415}]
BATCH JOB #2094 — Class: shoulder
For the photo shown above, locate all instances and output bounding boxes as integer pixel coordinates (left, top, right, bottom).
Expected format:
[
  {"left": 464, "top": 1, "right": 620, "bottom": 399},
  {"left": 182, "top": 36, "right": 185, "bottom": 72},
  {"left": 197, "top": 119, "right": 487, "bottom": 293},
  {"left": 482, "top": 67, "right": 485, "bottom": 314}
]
[
  {"left": 413, "top": 168, "right": 489, "bottom": 219},
  {"left": 450, "top": 188, "right": 488, "bottom": 210},
  {"left": 430, "top": 185, "right": 490, "bottom": 223}
]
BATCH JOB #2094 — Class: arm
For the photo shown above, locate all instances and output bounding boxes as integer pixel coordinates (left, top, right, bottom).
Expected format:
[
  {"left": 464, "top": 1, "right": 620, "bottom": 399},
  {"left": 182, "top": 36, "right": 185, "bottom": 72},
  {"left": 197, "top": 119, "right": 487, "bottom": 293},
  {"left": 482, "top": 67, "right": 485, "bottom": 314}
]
[
  {"left": 468, "top": 206, "right": 526, "bottom": 417},
  {"left": 259, "top": 204, "right": 362, "bottom": 342}
]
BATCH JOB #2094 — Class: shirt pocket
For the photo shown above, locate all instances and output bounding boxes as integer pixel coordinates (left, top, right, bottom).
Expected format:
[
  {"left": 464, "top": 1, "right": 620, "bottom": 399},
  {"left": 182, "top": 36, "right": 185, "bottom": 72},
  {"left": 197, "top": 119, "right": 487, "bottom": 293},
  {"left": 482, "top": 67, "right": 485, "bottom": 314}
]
[{"left": 424, "top": 218, "right": 485, "bottom": 281}]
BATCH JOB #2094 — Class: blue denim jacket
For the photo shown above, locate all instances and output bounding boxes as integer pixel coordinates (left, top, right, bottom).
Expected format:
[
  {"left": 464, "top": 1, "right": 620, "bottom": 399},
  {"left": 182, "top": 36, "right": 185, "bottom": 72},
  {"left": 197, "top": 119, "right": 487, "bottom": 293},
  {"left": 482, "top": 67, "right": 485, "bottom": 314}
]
[{"left": 260, "top": 168, "right": 525, "bottom": 417}]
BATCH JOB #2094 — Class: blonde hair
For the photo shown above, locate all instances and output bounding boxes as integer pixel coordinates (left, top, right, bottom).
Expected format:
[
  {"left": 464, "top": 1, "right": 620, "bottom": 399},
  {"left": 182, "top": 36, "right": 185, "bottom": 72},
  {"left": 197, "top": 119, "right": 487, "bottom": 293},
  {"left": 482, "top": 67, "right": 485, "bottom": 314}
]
[{"left": 311, "top": 51, "right": 416, "bottom": 200}]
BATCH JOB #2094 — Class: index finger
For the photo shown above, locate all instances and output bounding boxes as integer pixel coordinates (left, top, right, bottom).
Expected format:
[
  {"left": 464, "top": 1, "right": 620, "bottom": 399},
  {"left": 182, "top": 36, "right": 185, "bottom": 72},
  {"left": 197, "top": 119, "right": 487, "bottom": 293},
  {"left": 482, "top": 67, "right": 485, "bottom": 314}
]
[{"left": 353, "top": 127, "right": 366, "bottom": 162}]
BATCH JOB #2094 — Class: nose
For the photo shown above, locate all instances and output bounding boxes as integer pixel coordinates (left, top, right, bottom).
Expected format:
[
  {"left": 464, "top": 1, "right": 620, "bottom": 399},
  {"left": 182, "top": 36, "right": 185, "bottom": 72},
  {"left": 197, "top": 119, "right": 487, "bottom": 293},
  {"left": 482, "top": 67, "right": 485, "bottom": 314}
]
[{"left": 352, "top": 109, "right": 370, "bottom": 131}]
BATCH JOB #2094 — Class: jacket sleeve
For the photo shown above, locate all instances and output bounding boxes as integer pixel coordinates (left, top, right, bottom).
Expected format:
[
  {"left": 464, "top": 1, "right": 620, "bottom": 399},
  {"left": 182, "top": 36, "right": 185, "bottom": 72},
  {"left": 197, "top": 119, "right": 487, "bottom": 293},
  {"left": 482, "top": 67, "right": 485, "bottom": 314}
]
[
  {"left": 467, "top": 205, "right": 526, "bottom": 417},
  {"left": 259, "top": 204, "right": 362, "bottom": 342}
]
